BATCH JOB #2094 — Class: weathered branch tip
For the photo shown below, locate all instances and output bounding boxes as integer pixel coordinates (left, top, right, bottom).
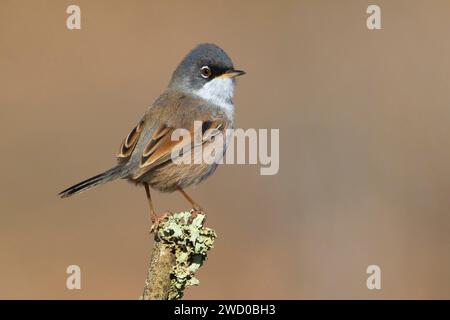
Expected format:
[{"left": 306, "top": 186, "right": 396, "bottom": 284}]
[{"left": 141, "top": 210, "right": 217, "bottom": 300}]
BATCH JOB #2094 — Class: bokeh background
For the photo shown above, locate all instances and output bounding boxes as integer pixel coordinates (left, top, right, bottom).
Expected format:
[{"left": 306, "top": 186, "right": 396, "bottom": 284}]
[{"left": 1, "top": 0, "right": 450, "bottom": 299}]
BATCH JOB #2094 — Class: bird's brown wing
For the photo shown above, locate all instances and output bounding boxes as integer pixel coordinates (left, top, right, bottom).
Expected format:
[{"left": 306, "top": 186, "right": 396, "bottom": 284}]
[
  {"left": 132, "top": 120, "right": 225, "bottom": 179},
  {"left": 117, "top": 119, "right": 145, "bottom": 163}
]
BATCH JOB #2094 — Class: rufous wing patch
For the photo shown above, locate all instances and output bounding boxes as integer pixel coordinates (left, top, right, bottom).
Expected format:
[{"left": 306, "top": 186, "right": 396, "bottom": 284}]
[
  {"left": 139, "top": 125, "right": 188, "bottom": 171},
  {"left": 133, "top": 120, "right": 226, "bottom": 179},
  {"left": 117, "top": 119, "right": 144, "bottom": 162}
]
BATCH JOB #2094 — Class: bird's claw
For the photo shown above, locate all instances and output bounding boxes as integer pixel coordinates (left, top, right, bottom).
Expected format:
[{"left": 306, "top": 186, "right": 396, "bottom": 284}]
[{"left": 150, "top": 211, "right": 171, "bottom": 234}]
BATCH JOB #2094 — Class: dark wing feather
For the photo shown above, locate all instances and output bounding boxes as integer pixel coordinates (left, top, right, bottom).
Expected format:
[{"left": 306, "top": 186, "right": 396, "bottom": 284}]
[
  {"left": 117, "top": 119, "right": 144, "bottom": 163},
  {"left": 132, "top": 120, "right": 225, "bottom": 179}
]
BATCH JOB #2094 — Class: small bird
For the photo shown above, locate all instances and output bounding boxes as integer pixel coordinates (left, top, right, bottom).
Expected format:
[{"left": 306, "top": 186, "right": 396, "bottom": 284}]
[{"left": 59, "top": 43, "right": 245, "bottom": 224}]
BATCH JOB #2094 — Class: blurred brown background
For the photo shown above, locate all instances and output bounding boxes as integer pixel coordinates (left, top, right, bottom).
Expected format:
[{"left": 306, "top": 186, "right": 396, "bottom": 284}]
[{"left": 1, "top": 0, "right": 450, "bottom": 299}]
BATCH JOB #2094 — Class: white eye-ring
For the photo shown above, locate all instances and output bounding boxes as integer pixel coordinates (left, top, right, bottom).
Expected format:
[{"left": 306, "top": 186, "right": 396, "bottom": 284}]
[{"left": 200, "top": 66, "right": 212, "bottom": 78}]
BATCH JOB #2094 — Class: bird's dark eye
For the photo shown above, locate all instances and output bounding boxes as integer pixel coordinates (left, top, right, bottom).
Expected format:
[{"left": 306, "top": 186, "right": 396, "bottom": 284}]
[{"left": 200, "top": 66, "right": 212, "bottom": 78}]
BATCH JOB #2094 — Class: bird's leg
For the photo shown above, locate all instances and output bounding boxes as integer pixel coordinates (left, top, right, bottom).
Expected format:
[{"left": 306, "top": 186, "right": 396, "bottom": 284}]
[
  {"left": 144, "top": 183, "right": 157, "bottom": 224},
  {"left": 177, "top": 187, "right": 204, "bottom": 212},
  {"left": 144, "top": 183, "right": 170, "bottom": 233}
]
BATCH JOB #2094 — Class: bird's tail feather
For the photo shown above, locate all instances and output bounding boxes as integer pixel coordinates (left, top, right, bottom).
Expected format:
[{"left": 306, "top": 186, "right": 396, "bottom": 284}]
[{"left": 59, "top": 165, "right": 125, "bottom": 198}]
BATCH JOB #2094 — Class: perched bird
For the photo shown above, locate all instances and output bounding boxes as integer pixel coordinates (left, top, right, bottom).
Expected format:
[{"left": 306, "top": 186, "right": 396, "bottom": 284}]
[{"left": 59, "top": 43, "right": 245, "bottom": 224}]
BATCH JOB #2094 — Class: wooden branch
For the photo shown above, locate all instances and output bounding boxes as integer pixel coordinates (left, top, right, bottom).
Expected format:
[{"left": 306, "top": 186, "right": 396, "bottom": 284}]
[{"left": 141, "top": 211, "right": 217, "bottom": 300}]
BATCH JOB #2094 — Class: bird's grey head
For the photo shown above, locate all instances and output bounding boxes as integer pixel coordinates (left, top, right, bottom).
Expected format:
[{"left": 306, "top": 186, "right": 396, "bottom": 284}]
[{"left": 169, "top": 43, "right": 245, "bottom": 110}]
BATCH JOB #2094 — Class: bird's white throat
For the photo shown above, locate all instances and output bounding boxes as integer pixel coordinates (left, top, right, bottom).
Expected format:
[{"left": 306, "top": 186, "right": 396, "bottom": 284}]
[{"left": 194, "top": 77, "right": 235, "bottom": 116}]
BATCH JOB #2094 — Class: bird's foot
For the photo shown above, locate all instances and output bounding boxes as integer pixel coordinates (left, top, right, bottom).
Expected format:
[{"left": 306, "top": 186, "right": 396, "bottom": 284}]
[
  {"left": 190, "top": 206, "right": 206, "bottom": 221},
  {"left": 149, "top": 208, "right": 206, "bottom": 234},
  {"left": 193, "top": 204, "right": 204, "bottom": 212},
  {"left": 150, "top": 211, "right": 171, "bottom": 234}
]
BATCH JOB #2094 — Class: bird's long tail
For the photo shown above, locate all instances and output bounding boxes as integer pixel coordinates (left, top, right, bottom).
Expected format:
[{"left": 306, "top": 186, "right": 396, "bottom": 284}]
[{"left": 59, "top": 165, "right": 125, "bottom": 198}]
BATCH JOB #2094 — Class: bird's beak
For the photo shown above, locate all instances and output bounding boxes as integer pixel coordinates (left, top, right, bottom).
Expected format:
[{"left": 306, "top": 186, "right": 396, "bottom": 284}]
[{"left": 222, "top": 69, "right": 246, "bottom": 78}]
